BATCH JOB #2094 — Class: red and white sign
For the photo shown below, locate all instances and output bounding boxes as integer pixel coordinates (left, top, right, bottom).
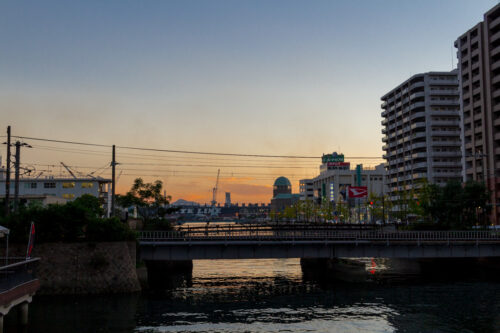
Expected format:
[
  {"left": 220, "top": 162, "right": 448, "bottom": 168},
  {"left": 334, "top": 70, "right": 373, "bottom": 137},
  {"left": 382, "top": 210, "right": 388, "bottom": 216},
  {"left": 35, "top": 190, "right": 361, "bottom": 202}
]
[
  {"left": 348, "top": 186, "right": 368, "bottom": 198},
  {"left": 327, "top": 162, "right": 350, "bottom": 167}
]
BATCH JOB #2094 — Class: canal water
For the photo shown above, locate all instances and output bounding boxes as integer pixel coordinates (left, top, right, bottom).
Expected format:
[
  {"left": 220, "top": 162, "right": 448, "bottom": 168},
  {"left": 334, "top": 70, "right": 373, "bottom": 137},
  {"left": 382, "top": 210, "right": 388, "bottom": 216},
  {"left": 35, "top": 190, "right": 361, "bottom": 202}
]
[{"left": 8, "top": 258, "right": 500, "bottom": 332}]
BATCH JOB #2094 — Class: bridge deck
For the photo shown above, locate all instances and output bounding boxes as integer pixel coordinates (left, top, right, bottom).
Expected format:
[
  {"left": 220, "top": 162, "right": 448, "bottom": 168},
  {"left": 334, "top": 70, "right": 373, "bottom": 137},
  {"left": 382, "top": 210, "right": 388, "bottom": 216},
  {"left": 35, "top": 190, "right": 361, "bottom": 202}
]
[{"left": 138, "top": 228, "right": 500, "bottom": 260}]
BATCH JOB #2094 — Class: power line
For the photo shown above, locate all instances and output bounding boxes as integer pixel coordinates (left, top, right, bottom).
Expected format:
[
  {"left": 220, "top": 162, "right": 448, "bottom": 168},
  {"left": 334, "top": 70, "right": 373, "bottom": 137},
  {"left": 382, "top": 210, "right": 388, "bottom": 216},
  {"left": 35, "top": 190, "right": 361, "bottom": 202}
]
[{"left": 14, "top": 135, "right": 383, "bottom": 159}]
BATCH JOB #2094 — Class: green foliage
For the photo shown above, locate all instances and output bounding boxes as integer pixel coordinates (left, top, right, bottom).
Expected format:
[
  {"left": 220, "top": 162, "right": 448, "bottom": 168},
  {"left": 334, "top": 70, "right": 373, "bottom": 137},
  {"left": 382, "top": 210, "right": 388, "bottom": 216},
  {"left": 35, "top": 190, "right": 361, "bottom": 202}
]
[
  {"left": 86, "top": 217, "right": 137, "bottom": 241},
  {"left": 120, "top": 178, "right": 170, "bottom": 207},
  {"left": 142, "top": 218, "right": 174, "bottom": 231},
  {"left": 0, "top": 198, "right": 136, "bottom": 243},
  {"left": 409, "top": 180, "right": 490, "bottom": 229}
]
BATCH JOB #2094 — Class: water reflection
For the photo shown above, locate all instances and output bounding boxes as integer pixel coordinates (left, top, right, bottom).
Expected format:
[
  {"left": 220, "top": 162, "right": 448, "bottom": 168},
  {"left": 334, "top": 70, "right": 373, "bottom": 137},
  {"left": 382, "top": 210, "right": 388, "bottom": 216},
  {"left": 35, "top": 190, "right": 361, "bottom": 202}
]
[{"left": 15, "top": 258, "right": 500, "bottom": 333}]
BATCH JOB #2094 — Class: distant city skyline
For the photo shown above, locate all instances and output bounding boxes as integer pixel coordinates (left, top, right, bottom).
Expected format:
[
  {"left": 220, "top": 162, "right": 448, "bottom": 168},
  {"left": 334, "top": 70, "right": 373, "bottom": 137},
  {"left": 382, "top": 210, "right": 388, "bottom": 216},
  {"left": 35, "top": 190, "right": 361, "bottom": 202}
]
[{"left": 1, "top": 0, "right": 498, "bottom": 203}]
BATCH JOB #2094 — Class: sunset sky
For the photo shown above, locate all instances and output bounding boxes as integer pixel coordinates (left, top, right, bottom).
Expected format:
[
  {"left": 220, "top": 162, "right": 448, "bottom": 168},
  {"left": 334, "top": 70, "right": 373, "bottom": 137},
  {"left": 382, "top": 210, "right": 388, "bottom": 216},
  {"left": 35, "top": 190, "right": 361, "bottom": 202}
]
[{"left": 1, "top": 0, "right": 497, "bottom": 204}]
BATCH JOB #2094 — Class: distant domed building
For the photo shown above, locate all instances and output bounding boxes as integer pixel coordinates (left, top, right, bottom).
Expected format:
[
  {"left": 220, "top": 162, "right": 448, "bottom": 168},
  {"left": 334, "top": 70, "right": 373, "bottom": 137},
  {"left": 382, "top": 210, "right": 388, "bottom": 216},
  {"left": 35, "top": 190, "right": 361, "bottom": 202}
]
[
  {"left": 270, "top": 176, "right": 300, "bottom": 213},
  {"left": 273, "top": 176, "right": 292, "bottom": 197}
]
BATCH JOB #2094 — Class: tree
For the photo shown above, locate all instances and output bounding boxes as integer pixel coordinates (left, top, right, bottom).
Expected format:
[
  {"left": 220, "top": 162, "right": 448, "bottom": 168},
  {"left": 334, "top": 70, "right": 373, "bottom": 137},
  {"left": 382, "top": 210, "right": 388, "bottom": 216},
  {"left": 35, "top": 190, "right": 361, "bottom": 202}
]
[
  {"left": 116, "top": 178, "right": 172, "bottom": 220},
  {"left": 410, "top": 180, "right": 490, "bottom": 229}
]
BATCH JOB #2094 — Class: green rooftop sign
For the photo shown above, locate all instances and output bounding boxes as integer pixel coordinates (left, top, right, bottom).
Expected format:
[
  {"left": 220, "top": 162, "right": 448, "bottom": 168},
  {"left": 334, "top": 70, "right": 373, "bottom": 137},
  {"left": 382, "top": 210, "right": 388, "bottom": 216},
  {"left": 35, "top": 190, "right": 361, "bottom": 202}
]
[{"left": 322, "top": 152, "right": 344, "bottom": 163}]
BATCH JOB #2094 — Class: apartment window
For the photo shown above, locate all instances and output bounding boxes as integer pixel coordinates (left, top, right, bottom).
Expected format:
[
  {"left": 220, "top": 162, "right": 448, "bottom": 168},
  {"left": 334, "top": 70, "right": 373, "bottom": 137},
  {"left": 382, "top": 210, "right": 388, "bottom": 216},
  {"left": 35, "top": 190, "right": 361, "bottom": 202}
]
[
  {"left": 62, "top": 194, "right": 75, "bottom": 199},
  {"left": 81, "top": 182, "right": 94, "bottom": 189},
  {"left": 23, "top": 182, "right": 37, "bottom": 189},
  {"left": 44, "top": 182, "right": 56, "bottom": 189},
  {"left": 62, "top": 182, "right": 75, "bottom": 188}
]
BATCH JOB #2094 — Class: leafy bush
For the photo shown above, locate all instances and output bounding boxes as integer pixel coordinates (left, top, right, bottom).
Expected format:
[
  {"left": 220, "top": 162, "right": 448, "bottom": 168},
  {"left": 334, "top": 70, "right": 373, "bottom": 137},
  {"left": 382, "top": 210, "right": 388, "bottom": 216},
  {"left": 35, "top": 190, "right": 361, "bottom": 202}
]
[
  {"left": 142, "top": 218, "right": 173, "bottom": 231},
  {"left": 86, "top": 217, "right": 137, "bottom": 242},
  {"left": 0, "top": 195, "right": 136, "bottom": 243}
]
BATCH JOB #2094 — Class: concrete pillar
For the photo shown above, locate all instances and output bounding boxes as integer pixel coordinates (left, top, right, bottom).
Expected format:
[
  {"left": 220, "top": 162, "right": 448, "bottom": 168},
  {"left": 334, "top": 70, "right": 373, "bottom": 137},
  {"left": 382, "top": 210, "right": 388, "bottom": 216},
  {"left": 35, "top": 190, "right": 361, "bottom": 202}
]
[
  {"left": 19, "top": 302, "right": 28, "bottom": 326},
  {"left": 145, "top": 260, "right": 193, "bottom": 289}
]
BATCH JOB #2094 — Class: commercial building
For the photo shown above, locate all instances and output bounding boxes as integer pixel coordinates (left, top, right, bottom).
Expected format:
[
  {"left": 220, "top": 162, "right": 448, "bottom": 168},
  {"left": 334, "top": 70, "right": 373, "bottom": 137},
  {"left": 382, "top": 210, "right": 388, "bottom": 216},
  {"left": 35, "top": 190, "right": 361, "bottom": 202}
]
[
  {"left": 299, "top": 179, "right": 314, "bottom": 201},
  {"left": 381, "top": 71, "right": 462, "bottom": 203},
  {"left": 0, "top": 175, "right": 111, "bottom": 207},
  {"left": 455, "top": 3, "right": 500, "bottom": 223},
  {"left": 306, "top": 153, "right": 386, "bottom": 204}
]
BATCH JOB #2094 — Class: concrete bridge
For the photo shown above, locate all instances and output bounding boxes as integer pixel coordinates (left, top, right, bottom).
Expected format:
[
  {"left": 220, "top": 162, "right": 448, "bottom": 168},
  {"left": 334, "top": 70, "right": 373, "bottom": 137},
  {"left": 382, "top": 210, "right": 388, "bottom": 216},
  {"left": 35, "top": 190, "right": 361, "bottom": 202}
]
[{"left": 138, "top": 225, "right": 500, "bottom": 260}]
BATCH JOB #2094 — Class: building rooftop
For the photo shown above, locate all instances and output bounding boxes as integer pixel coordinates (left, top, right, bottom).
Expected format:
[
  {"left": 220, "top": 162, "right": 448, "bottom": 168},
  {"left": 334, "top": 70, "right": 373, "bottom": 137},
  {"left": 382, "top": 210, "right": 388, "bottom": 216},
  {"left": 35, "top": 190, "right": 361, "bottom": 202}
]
[{"left": 273, "top": 177, "right": 291, "bottom": 187}]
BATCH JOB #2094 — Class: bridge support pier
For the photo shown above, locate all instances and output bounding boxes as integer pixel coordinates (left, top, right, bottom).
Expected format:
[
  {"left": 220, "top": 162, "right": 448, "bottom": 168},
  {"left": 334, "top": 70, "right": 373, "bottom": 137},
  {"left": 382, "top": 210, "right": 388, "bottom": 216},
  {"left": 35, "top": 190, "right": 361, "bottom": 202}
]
[
  {"left": 301, "top": 258, "right": 367, "bottom": 283},
  {"left": 144, "top": 260, "right": 193, "bottom": 289},
  {"left": 19, "top": 302, "right": 29, "bottom": 326}
]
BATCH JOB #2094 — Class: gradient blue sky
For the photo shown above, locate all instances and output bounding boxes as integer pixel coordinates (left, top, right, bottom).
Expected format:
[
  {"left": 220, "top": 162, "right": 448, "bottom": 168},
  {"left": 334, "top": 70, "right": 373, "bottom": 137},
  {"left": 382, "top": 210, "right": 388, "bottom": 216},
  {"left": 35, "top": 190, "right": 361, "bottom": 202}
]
[{"left": 0, "top": 0, "right": 497, "bottom": 203}]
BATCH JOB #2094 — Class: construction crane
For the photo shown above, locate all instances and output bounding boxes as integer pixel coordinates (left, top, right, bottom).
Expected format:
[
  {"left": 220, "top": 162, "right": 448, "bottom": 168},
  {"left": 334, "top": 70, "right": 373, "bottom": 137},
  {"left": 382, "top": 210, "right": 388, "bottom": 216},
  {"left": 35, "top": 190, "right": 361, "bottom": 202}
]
[
  {"left": 210, "top": 169, "right": 220, "bottom": 217},
  {"left": 60, "top": 162, "right": 77, "bottom": 179}
]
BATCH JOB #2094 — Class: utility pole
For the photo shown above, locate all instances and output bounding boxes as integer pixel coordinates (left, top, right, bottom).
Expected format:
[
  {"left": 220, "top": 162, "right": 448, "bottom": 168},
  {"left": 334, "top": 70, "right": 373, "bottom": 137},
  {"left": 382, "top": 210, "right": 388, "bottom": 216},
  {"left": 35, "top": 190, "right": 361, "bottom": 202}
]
[
  {"left": 4, "top": 126, "right": 11, "bottom": 215},
  {"left": 111, "top": 145, "right": 116, "bottom": 217},
  {"left": 13, "top": 141, "right": 20, "bottom": 212}
]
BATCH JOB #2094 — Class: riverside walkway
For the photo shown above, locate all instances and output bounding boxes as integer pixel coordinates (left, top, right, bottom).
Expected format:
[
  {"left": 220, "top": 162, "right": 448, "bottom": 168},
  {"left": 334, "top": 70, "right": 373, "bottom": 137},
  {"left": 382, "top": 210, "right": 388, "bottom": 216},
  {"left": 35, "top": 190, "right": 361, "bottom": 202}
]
[{"left": 138, "top": 224, "right": 500, "bottom": 260}]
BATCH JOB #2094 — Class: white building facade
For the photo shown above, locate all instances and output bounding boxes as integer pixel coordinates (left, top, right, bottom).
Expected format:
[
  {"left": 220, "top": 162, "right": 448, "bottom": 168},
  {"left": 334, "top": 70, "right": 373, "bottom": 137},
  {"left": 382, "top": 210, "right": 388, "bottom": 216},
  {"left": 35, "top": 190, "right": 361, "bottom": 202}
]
[{"left": 381, "top": 71, "right": 462, "bottom": 202}]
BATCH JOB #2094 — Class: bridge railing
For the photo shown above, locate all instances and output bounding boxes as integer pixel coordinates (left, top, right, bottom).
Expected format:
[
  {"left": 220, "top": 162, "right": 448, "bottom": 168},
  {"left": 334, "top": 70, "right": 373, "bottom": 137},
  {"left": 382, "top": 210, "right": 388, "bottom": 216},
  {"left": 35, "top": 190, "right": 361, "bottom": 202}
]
[{"left": 138, "top": 229, "right": 500, "bottom": 242}]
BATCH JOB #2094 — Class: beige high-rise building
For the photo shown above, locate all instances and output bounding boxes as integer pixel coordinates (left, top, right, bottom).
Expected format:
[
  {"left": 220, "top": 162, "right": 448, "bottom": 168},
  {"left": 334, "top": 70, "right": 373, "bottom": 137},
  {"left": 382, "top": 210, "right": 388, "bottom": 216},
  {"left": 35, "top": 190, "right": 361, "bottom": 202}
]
[
  {"left": 381, "top": 71, "right": 462, "bottom": 208},
  {"left": 455, "top": 3, "right": 500, "bottom": 224}
]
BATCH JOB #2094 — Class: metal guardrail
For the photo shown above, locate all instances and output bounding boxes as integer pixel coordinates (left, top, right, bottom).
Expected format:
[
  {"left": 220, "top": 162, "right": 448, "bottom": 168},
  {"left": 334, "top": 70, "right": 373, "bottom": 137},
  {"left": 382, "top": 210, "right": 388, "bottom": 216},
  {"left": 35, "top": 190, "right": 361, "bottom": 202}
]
[
  {"left": 0, "top": 258, "right": 40, "bottom": 293},
  {"left": 138, "top": 229, "right": 500, "bottom": 243}
]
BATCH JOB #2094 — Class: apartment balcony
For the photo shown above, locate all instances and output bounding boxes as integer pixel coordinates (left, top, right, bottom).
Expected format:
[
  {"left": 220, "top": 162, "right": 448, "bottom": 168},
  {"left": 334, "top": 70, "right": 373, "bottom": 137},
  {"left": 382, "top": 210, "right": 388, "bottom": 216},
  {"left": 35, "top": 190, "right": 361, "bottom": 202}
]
[
  {"left": 495, "top": 147, "right": 500, "bottom": 155},
  {"left": 410, "top": 121, "right": 426, "bottom": 130},
  {"left": 410, "top": 81, "right": 425, "bottom": 90},
  {"left": 462, "top": 90, "right": 471, "bottom": 100},
  {"left": 495, "top": 132, "right": 500, "bottom": 141},
  {"left": 430, "top": 79, "right": 458, "bottom": 86},
  {"left": 430, "top": 130, "right": 461, "bottom": 137},
  {"left": 410, "top": 111, "right": 426, "bottom": 121},
  {"left": 432, "top": 161, "right": 462, "bottom": 167},
  {"left": 429, "top": 99, "right": 459, "bottom": 106},
  {"left": 382, "top": 144, "right": 389, "bottom": 151},
  {"left": 433, "top": 151, "right": 462, "bottom": 157},
  {"left": 493, "top": 88, "right": 500, "bottom": 99},
  {"left": 381, "top": 119, "right": 388, "bottom": 126},
  {"left": 492, "top": 30, "right": 500, "bottom": 43},
  {"left": 411, "top": 132, "right": 427, "bottom": 140},
  {"left": 411, "top": 142, "right": 427, "bottom": 150},
  {"left": 411, "top": 161, "right": 429, "bottom": 170},
  {"left": 412, "top": 152, "right": 427, "bottom": 159},
  {"left": 382, "top": 128, "right": 387, "bottom": 134},
  {"left": 493, "top": 74, "right": 500, "bottom": 85},
  {"left": 430, "top": 110, "right": 460, "bottom": 117},
  {"left": 490, "top": 15, "right": 500, "bottom": 29},
  {"left": 430, "top": 141, "right": 461, "bottom": 147},
  {"left": 434, "top": 170, "right": 462, "bottom": 178},
  {"left": 410, "top": 91, "right": 426, "bottom": 100},
  {"left": 492, "top": 44, "right": 500, "bottom": 57},
  {"left": 429, "top": 89, "right": 459, "bottom": 96},
  {"left": 409, "top": 101, "right": 426, "bottom": 111},
  {"left": 412, "top": 172, "right": 428, "bottom": 179},
  {"left": 492, "top": 60, "right": 500, "bottom": 71},
  {"left": 473, "top": 86, "right": 482, "bottom": 96},
  {"left": 432, "top": 120, "right": 460, "bottom": 126}
]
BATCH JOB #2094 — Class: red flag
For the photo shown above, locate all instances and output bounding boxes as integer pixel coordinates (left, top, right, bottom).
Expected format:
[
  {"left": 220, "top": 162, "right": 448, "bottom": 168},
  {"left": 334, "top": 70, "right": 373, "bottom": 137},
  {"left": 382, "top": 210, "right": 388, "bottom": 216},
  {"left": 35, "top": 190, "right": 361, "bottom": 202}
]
[{"left": 26, "top": 222, "right": 35, "bottom": 259}]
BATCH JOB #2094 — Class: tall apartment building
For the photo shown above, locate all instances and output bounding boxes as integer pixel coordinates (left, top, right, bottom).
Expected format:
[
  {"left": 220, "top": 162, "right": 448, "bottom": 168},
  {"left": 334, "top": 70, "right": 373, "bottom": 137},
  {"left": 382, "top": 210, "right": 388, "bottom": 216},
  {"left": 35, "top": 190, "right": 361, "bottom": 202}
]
[
  {"left": 455, "top": 3, "right": 500, "bottom": 224},
  {"left": 381, "top": 71, "right": 462, "bottom": 204}
]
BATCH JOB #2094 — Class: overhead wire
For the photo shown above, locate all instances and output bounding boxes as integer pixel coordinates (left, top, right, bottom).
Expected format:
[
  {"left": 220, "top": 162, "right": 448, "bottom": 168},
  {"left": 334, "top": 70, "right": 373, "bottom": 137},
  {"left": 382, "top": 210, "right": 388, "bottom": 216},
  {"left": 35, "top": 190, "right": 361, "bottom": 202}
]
[{"left": 14, "top": 135, "right": 384, "bottom": 160}]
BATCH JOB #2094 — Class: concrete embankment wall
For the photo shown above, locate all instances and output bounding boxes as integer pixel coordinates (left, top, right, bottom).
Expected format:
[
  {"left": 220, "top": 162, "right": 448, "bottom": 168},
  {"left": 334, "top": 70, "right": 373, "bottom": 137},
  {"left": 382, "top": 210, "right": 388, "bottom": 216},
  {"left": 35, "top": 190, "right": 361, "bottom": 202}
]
[{"left": 2, "top": 242, "right": 141, "bottom": 295}]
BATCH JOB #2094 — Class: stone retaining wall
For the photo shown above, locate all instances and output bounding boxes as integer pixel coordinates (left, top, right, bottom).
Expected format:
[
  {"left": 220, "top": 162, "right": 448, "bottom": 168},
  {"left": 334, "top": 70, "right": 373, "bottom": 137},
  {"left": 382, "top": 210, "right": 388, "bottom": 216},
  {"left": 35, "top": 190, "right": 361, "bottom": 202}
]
[{"left": 2, "top": 242, "right": 141, "bottom": 295}]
